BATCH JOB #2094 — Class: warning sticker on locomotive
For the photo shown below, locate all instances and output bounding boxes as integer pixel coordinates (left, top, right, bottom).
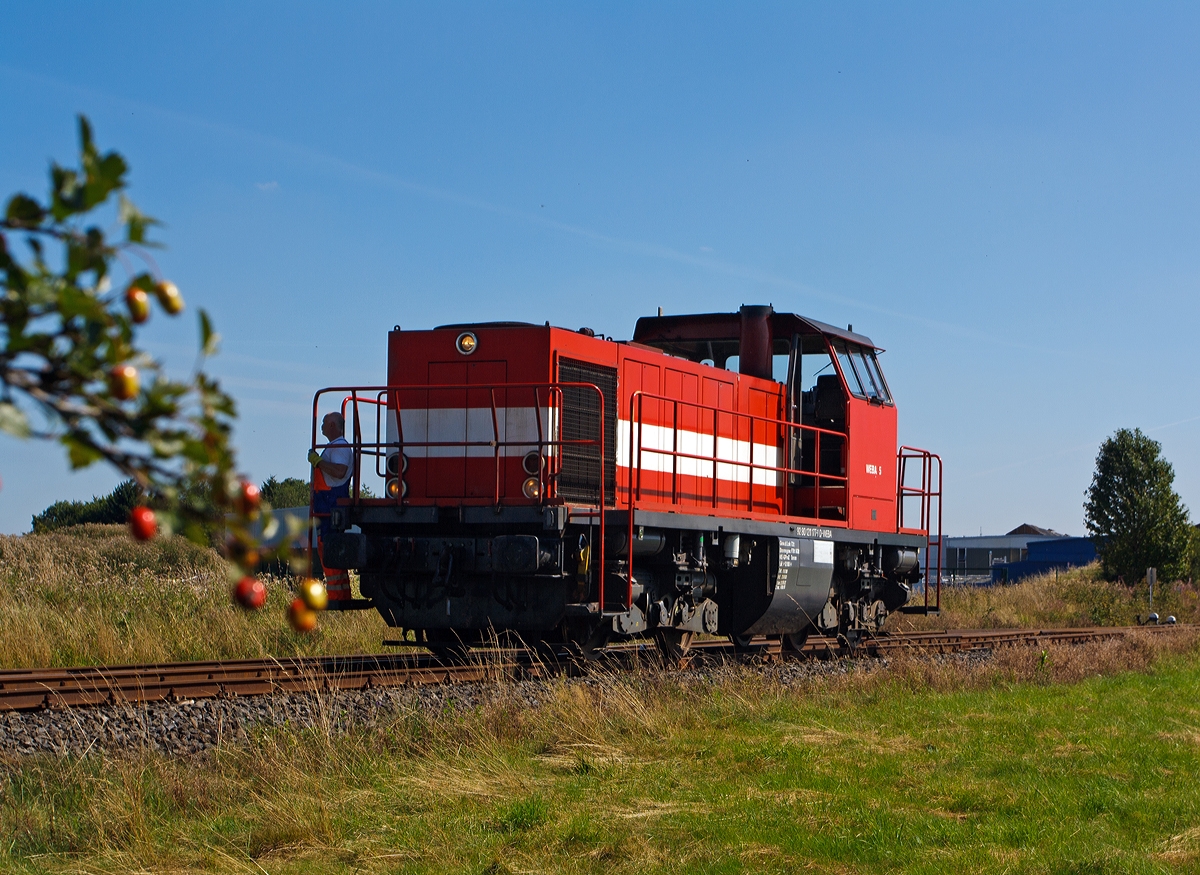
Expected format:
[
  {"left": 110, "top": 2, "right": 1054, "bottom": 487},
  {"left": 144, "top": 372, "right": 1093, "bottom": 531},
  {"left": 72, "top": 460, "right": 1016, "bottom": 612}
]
[
  {"left": 813, "top": 540, "right": 834, "bottom": 565},
  {"left": 776, "top": 537, "right": 801, "bottom": 590}
]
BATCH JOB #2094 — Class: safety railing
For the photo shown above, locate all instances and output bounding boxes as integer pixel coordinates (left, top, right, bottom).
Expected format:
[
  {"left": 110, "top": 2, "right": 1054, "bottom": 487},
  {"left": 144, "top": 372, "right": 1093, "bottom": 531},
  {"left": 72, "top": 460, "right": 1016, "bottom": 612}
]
[
  {"left": 310, "top": 382, "right": 612, "bottom": 607},
  {"left": 625, "top": 390, "right": 849, "bottom": 519},
  {"left": 622, "top": 390, "right": 851, "bottom": 614},
  {"left": 897, "top": 446, "right": 943, "bottom": 612}
]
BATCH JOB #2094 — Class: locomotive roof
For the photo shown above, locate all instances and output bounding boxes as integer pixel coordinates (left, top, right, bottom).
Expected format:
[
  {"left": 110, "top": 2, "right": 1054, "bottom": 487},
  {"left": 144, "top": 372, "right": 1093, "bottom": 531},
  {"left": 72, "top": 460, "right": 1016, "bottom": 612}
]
[
  {"left": 631, "top": 310, "right": 881, "bottom": 351},
  {"left": 429, "top": 311, "right": 880, "bottom": 353}
]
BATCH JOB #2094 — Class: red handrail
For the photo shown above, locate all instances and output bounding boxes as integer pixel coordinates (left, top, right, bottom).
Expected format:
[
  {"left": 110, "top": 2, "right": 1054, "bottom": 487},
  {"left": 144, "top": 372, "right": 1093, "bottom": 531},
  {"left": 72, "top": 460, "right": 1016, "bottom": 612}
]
[
  {"left": 625, "top": 390, "right": 849, "bottom": 517},
  {"left": 897, "top": 446, "right": 943, "bottom": 611},
  {"left": 310, "top": 382, "right": 610, "bottom": 611},
  {"left": 624, "top": 390, "right": 853, "bottom": 616}
]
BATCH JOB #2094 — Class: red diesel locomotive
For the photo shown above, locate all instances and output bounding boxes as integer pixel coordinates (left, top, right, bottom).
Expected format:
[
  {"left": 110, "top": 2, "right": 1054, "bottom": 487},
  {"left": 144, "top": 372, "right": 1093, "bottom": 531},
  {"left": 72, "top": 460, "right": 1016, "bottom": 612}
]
[{"left": 314, "top": 305, "right": 942, "bottom": 656}]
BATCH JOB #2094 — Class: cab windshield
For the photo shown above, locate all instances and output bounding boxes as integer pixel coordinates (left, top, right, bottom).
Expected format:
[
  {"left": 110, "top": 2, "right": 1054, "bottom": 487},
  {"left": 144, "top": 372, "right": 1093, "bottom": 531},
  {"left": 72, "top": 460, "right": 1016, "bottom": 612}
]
[{"left": 831, "top": 340, "right": 893, "bottom": 404}]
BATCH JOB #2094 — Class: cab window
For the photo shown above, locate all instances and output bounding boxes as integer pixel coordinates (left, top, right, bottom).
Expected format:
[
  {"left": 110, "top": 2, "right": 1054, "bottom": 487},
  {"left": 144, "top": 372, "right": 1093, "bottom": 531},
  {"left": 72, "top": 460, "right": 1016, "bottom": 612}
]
[
  {"left": 831, "top": 341, "right": 865, "bottom": 397},
  {"left": 858, "top": 349, "right": 893, "bottom": 404},
  {"left": 831, "top": 340, "right": 893, "bottom": 404},
  {"left": 849, "top": 348, "right": 883, "bottom": 401}
]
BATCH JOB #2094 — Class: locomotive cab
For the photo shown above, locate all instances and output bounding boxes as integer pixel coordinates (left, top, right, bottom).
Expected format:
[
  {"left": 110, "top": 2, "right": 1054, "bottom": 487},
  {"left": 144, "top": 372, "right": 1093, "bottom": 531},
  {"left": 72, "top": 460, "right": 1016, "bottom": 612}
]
[
  {"left": 632, "top": 306, "right": 899, "bottom": 529},
  {"left": 313, "top": 306, "right": 941, "bottom": 657}
]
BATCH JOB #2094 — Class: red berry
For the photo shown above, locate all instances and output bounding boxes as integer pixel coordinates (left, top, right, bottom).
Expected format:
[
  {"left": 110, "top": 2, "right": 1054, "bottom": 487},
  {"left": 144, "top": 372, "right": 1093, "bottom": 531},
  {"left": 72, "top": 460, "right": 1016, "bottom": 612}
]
[
  {"left": 129, "top": 506, "right": 156, "bottom": 541},
  {"left": 155, "top": 280, "right": 185, "bottom": 315},
  {"left": 233, "top": 576, "right": 267, "bottom": 610},
  {"left": 125, "top": 285, "right": 150, "bottom": 324},
  {"left": 298, "top": 578, "right": 328, "bottom": 611},
  {"left": 109, "top": 364, "right": 140, "bottom": 401},
  {"left": 288, "top": 597, "right": 318, "bottom": 633},
  {"left": 235, "top": 480, "right": 261, "bottom": 517},
  {"left": 226, "top": 536, "right": 261, "bottom": 570}
]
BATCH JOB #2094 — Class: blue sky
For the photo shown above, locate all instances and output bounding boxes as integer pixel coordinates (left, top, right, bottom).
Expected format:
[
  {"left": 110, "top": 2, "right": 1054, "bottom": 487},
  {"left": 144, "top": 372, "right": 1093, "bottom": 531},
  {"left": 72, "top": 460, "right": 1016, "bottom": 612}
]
[{"left": 2, "top": 2, "right": 1199, "bottom": 536}]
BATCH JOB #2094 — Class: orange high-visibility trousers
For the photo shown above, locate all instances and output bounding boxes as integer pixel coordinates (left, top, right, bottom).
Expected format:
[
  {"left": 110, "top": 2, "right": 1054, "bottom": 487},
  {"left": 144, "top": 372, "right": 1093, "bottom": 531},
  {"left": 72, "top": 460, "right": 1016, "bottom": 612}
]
[{"left": 312, "top": 467, "right": 352, "bottom": 602}]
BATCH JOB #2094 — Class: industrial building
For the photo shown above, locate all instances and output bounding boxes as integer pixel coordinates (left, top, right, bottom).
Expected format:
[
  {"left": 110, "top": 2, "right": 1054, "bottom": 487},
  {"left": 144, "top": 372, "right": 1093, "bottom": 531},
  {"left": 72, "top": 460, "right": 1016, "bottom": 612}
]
[
  {"left": 990, "top": 537, "right": 1098, "bottom": 584},
  {"left": 942, "top": 524, "right": 1095, "bottom": 582}
]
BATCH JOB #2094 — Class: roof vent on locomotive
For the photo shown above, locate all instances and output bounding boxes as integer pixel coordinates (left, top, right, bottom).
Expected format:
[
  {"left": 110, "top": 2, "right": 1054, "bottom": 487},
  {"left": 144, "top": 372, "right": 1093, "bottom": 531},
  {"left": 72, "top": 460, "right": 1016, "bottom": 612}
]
[{"left": 311, "top": 304, "right": 942, "bottom": 656}]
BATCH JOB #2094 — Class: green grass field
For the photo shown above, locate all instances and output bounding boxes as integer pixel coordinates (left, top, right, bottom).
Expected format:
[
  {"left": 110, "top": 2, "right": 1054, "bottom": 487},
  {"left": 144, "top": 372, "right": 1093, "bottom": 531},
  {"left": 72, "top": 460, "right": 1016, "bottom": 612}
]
[{"left": 4, "top": 633, "right": 1200, "bottom": 873}]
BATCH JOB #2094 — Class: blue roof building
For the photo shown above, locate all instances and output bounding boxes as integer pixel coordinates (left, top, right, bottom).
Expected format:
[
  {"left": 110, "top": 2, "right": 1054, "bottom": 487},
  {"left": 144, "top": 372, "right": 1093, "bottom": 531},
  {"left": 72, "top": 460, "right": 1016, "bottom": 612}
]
[{"left": 990, "top": 537, "right": 1097, "bottom": 584}]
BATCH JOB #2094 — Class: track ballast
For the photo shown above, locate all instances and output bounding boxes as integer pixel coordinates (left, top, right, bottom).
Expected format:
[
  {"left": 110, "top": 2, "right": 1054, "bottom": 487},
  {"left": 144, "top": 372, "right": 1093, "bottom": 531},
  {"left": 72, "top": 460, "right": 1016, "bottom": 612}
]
[{"left": 0, "top": 625, "right": 1182, "bottom": 713}]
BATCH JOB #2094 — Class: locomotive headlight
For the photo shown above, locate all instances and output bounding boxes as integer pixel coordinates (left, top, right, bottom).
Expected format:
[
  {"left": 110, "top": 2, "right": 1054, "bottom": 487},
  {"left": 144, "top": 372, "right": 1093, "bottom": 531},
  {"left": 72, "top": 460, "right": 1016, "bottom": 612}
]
[
  {"left": 386, "top": 452, "right": 409, "bottom": 476},
  {"left": 522, "top": 476, "right": 541, "bottom": 500},
  {"left": 386, "top": 477, "right": 405, "bottom": 499},
  {"left": 456, "top": 332, "right": 478, "bottom": 355},
  {"left": 522, "top": 451, "right": 543, "bottom": 475}
]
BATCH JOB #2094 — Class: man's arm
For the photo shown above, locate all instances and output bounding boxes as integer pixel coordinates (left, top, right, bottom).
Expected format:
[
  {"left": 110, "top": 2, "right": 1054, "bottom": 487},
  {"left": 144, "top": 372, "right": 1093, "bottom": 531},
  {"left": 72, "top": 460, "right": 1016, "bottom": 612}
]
[
  {"left": 308, "top": 447, "right": 350, "bottom": 481},
  {"left": 317, "top": 458, "right": 348, "bottom": 480}
]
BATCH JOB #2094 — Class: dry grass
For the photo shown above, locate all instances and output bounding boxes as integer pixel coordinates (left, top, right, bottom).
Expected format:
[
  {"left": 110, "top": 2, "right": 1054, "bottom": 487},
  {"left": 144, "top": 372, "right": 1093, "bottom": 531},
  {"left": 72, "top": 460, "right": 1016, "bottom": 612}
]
[
  {"left": 7, "top": 529, "right": 1200, "bottom": 870},
  {"left": 889, "top": 562, "right": 1200, "bottom": 632},
  {"left": 871, "top": 625, "right": 1200, "bottom": 692},
  {"left": 0, "top": 524, "right": 389, "bottom": 668},
  {"left": 1, "top": 525, "right": 1194, "bottom": 673}
]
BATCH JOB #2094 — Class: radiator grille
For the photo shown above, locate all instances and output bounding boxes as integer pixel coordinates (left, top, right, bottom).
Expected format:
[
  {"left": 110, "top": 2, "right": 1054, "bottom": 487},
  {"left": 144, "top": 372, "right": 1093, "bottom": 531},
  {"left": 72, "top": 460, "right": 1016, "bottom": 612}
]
[{"left": 557, "top": 358, "right": 617, "bottom": 506}]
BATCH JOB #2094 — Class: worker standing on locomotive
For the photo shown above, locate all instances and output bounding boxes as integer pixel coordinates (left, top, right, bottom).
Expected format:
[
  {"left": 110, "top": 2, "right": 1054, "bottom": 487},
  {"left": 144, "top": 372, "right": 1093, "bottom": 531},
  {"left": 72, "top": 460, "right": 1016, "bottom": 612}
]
[{"left": 309, "top": 412, "right": 354, "bottom": 605}]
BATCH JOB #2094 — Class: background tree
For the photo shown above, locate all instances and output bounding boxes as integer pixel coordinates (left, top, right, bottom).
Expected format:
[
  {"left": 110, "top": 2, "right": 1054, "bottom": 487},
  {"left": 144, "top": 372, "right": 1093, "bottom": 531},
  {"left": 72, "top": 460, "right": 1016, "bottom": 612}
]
[
  {"left": 1190, "top": 526, "right": 1200, "bottom": 584},
  {"left": 259, "top": 476, "right": 311, "bottom": 510},
  {"left": 1084, "top": 427, "right": 1192, "bottom": 582},
  {"left": 1, "top": 117, "right": 299, "bottom": 573},
  {"left": 31, "top": 478, "right": 140, "bottom": 532}
]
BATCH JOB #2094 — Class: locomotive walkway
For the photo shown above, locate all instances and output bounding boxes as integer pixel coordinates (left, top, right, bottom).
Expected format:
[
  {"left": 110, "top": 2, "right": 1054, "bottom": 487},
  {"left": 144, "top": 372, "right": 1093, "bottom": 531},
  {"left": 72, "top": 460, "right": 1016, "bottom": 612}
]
[{"left": 0, "top": 625, "right": 1182, "bottom": 712}]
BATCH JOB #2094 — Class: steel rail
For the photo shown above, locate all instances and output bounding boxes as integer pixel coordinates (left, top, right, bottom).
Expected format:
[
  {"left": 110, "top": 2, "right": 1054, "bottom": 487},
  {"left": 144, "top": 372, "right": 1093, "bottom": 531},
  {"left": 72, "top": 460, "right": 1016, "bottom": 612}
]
[
  {"left": 0, "top": 653, "right": 525, "bottom": 712},
  {"left": 0, "top": 625, "right": 1185, "bottom": 712}
]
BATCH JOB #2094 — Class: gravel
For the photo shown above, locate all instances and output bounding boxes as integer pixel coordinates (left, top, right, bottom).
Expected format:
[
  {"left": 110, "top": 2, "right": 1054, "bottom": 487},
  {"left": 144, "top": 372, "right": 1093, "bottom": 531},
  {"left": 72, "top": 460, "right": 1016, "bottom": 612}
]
[{"left": 0, "top": 649, "right": 994, "bottom": 759}]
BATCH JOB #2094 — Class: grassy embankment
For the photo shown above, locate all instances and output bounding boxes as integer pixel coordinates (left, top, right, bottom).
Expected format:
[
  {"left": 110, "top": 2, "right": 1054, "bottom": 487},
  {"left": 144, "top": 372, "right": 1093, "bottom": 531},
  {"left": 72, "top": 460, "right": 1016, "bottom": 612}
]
[
  {"left": 0, "top": 525, "right": 387, "bottom": 668},
  {"left": 891, "top": 561, "right": 1200, "bottom": 632},
  {"left": 4, "top": 631, "right": 1200, "bottom": 873},
  {"left": 1, "top": 524, "right": 1197, "bottom": 668},
  {"left": 4, "top": 528, "right": 1200, "bottom": 871}
]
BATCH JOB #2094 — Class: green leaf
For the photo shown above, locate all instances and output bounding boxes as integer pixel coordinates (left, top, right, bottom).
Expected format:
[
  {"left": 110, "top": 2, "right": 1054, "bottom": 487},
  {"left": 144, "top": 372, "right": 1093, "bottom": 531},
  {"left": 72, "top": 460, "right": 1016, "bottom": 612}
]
[
  {"left": 58, "top": 285, "right": 106, "bottom": 321},
  {"left": 22, "top": 276, "right": 59, "bottom": 307},
  {"left": 5, "top": 194, "right": 45, "bottom": 226},
  {"left": 76, "top": 118, "right": 126, "bottom": 209},
  {"left": 199, "top": 309, "right": 221, "bottom": 357},
  {"left": 147, "top": 433, "right": 186, "bottom": 457},
  {"left": 50, "top": 165, "right": 85, "bottom": 221},
  {"left": 118, "top": 196, "right": 160, "bottom": 245},
  {"left": 128, "top": 271, "right": 156, "bottom": 293},
  {"left": 77, "top": 116, "right": 95, "bottom": 158},
  {"left": 0, "top": 402, "right": 31, "bottom": 438},
  {"left": 61, "top": 434, "right": 103, "bottom": 469},
  {"left": 86, "top": 152, "right": 127, "bottom": 209}
]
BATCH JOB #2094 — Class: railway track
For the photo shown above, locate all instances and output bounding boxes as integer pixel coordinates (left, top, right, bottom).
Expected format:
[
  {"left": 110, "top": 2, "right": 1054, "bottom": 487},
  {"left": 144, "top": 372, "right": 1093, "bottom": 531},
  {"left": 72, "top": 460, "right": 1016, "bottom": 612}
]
[{"left": 0, "top": 625, "right": 1182, "bottom": 712}]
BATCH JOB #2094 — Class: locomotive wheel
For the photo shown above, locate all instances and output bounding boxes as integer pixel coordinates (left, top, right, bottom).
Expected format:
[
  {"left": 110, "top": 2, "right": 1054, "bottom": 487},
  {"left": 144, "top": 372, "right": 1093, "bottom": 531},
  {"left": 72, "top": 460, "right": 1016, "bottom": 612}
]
[
  {"left": 566, "top": 625, "right": 611, "bottom": 663},
  {"left": 837, "top": 629, "right": 862, "bottom": 656},
  {"left": 730, "top": 633, "right": 756, "bottom": 652},
  {"left": 782, "top": 630, "right": 810, "bottom": 652},
  {"left": 420, "top": 629, "right": 472, "bottom": 665},
  {"left": 654, "top": 629, "right": 693, "bottom": 663}
]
